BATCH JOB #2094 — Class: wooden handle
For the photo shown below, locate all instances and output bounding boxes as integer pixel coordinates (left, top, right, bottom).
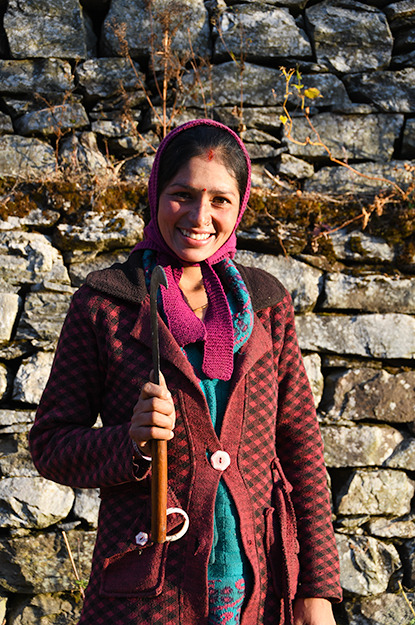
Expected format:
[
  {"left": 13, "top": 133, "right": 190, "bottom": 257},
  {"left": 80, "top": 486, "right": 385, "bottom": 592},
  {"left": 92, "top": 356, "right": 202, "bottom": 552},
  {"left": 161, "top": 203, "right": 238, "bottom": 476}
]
[{"left": 151, "top": 439, "right": 168, "bottom": 543}]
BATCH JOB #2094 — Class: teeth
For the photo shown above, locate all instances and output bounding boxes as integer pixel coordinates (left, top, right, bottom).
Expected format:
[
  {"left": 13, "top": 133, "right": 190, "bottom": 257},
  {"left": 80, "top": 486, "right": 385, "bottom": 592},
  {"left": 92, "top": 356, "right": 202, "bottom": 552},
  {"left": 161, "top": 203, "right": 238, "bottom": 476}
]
[{"left": 180, "top": 229, "right": 211, "bottom": 241}]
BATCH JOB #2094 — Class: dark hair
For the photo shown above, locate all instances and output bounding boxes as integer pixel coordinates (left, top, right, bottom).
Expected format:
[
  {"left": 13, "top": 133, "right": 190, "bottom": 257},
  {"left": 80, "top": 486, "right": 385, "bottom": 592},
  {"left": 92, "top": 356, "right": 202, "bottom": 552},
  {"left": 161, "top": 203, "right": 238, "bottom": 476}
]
[{"left": 157, "top": 125, "right": 248, "bottom": 202}]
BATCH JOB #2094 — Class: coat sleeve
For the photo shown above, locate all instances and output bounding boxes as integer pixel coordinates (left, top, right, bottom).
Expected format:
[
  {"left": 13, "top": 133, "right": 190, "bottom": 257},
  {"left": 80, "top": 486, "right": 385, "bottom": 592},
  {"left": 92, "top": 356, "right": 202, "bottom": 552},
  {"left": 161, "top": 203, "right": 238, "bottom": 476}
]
[
  {"left": 272, "top": 294, "right": 342, "bottom": 602},
  {"left": 29, "top": 287, "right": 150, "bottom": 489}
]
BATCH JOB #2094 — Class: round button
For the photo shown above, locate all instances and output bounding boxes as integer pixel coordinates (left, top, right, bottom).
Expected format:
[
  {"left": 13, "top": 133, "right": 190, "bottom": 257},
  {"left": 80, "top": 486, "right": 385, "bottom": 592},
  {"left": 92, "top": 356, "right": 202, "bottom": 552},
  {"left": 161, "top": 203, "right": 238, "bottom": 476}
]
[
  {"left": 210, "top": 450, "right": 231, "bottom": 471},
  {"left": 135, "top": 531, "right": 149, "bottom": 546}
]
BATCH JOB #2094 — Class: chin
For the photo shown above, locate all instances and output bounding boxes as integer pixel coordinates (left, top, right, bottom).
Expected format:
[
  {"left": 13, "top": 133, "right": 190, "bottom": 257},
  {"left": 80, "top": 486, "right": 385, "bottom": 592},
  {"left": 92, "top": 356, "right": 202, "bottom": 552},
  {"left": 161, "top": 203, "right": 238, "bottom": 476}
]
[{"left": 174, "top": 246, "right": 216, "bottom": 264}]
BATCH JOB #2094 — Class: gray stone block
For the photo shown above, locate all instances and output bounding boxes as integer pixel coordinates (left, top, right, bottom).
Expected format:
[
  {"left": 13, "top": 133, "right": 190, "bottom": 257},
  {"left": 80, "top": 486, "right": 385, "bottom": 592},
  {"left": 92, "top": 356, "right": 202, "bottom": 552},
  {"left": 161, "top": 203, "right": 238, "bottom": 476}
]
[
  {"left": 234, "top": 250, "right": 323, "bottom": 313},
  {"left": 0, "top": 529, "right": 95, "bottom": 593},
  {"left": 12, "top": 352, "right": 55, "bottom": 405},
  {"left": 320, "top": 368, "right": 415, "bottom": 424},
  {"left": 215, "top": 107, "right": 284, "bottom": 132},
  {"left": 336, "top": 469, "right": 415, "bottom": 516},
  {"left": 0, "top": 136, "right": 56, "bottom": 180},
  {"left": 4, "top": 0, "right": 96, "bottom": 60},
  {"left": 306, "top": 0, "right": 393, "bottom": 73},
  {"left": 303, "top": 353, "right": 324, "bottom": 408},
  {"left": 214, "top": 5, "right": 312, "bottom": 62},
  {"left": 284, "top": 113, "right": 404, "bottom": 162},
  {"left": 16, "top": 291, "right": 74, "bottom": 344},
  {"left": 58, "top": 131, "right": 111, "bottom": 178},
  {"left": 385, "top": 439, "right": 415, "bottom": 470},
  {"left": 296, "top": 313, "right": 415, "bottom": 360},
  {"left": 0, "top": 209, "right": 60, "bottom": 231},
  {"left": 304, "top": 160, "right": 415, "bottom": 195},
  {"left": 0, "top": 293, "right": 20, "bottom": 342},
  {"left": 182, "top": 63, "right": 352, "bottom": 109},
  {"left": 366, "top": 516, "right": 415, "bottom": 539},
  {"left": 342, "top": 592, "right": 415, "bottom": 624},
  {"left": 121, "top": 154, "right": 155, "bottom": 182},
  {"left": 101, "top": 0, "right": 210, "bottom": 63},
  {"left": 0, "top": 112, "right": 13, "bottom": 135},
  {"left": 0, "top": 410, "right": 36, "bottom": 435},
  {"left": 328, "top": 229, "right": 394, "bottom": 263},
  {"left": 336, "top": 533, "right": 401, "bottom": 596},
  {"left": 321, "top": 424, "right": 404, "bottom": 468},
  {"left": 344, "top": 68, "right": 415, "bottom": 113},
  {"left": 15, "top": 103, "right": 89, "bottom": 137},
  {"left": 53, "top": 209, "right": 145, "bottom": 253},
  {"left": 68, "top": 250, "right": 129, "bottom": 287},
  {"left": 0, "top": 59, "right": 73, "bottom": 94},
  {"left": 277, "top": 153, "right": 314, "bottom": 179},
  {"left": 323, "top": 273, "right": 415, "bottom": 313},
  {"left": 0, "top": 232, "right": 64, "bottom": 287},
  {"left": 402, "top": 118, "right": 415, "bottom": 158},
  {"left": 238, "top": 0, "right": 308, "bottom": 6},
  {"left": 0, "top": 477, "right": 74, "bottom": 529},
  {"left": 7, "top": 592, "right": 82, "bottom": 625},
  {"left": 0, "top": 432, "right": 38, "bottom": 476},
  {"left": 73, "top": 489, "right": 100, "bottom": 528},
  {"left": 385, "top": 1, "right": 415, "bottom": 31},
  {"left": 76, "top": 57, "right": 146, "bottom": 98},
  {"left": 0, "top": 363, "right": 12, "bottom": 401}
]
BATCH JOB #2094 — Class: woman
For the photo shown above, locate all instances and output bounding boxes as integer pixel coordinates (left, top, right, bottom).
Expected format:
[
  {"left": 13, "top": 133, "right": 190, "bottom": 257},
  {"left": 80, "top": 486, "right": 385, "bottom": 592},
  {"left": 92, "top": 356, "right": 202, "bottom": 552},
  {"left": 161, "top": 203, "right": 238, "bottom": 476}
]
[{"left": 29, "top": 119, "right": 341, "bottom": 624}]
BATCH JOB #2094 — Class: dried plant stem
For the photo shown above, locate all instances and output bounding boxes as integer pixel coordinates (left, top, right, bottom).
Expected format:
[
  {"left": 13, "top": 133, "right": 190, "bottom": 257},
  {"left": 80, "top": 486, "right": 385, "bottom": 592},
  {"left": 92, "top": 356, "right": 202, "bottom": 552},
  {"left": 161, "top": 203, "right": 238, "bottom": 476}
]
[
  {"left": 280, "top": 67, "right": 407, "bottom": 199},
  {"left": 62, "top": 530, "right": 85, "bottom": 599},
  {"left": 399, "top": 581, "right": 415, "bottom": 618},
  {"left": 162, "top": 29, "right": 170, "bottom": 137}
]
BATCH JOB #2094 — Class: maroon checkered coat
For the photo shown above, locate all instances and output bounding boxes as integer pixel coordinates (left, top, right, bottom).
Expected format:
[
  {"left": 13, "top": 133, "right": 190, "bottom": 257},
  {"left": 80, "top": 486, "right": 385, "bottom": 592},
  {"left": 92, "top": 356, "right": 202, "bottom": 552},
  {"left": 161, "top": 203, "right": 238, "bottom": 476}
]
[{"left": 29, "top": 252, "right": 341, "bottom": 624}]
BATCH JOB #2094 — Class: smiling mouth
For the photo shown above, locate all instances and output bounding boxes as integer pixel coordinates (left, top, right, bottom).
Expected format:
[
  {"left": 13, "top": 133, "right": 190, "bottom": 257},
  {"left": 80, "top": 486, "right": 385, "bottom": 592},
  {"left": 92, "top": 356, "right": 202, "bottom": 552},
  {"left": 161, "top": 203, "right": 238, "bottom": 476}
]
[{"left": 179, "top": 228, "right": 213, "bottom": 241}]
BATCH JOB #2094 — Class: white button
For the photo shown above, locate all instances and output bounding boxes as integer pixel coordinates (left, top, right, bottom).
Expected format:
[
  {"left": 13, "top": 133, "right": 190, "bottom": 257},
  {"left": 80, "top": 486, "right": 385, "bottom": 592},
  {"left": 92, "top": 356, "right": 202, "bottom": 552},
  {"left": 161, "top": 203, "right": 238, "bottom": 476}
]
[
  {"left": 135, "top": 531, "right": 149, "bottom": 546},
  {"left": 210, "top": 450, "right": 231, "bottom": 471}
]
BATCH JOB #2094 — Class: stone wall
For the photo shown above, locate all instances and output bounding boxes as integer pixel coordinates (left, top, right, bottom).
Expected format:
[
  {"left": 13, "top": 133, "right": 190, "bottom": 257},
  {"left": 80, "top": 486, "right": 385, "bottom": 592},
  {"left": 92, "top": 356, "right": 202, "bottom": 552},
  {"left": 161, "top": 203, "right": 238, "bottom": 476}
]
[{"left": 0, "top": 0, "right": 415, "bottom": 623}]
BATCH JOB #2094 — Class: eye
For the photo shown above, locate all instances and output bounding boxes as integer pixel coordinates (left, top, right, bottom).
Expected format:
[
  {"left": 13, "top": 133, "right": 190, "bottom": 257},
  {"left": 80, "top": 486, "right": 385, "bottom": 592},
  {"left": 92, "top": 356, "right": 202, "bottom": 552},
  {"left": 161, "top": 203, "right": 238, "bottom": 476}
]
[
  {"left": 212, "top": 196, "right": 230, "bottom": 206},
  {"left": 173, "top": 191, "right": 192, "bottom": 200}
]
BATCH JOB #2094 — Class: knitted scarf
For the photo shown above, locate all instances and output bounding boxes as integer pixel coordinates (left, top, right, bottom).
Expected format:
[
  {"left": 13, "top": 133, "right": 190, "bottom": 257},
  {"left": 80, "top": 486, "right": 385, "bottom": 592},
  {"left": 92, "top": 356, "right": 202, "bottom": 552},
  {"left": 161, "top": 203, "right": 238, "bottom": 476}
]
[{"left": 132, "top": 119, "right": 252, "bottom": 381}]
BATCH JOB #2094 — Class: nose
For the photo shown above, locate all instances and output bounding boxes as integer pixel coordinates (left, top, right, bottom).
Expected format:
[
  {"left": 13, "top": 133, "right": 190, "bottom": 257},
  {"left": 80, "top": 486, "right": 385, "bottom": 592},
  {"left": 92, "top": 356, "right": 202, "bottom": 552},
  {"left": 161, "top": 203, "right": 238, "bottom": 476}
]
[{"left": 188, "top": 193, "right": 211, "bottom": 226}]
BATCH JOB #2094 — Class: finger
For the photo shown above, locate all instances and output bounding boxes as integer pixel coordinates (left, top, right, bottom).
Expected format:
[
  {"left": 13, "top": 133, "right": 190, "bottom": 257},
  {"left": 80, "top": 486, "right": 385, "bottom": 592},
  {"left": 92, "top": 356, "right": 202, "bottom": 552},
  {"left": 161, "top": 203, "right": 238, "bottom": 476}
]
[
  {"left": 131, "top": 407, "right": 175, "bottom": 430},
  {"left": 131, "top": 423, "right": 175, "bottom": 443},
  {"left": 137, "top": 395, "right": 174, "bottom": 417},
  {"left": 149, "top": 369, "right": 171, "bottom": 392},
  {"left": 140, "top": 380, "right": 172, "bottom": 402}
]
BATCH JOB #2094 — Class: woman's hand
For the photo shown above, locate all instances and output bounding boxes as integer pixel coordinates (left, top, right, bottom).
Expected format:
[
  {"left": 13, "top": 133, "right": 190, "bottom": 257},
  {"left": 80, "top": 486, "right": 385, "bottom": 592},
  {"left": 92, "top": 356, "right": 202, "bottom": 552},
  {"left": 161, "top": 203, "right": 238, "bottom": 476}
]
[
  {"left": 293, "top": 597, "right": 336, "bottom": 625},
  {"left": 129, "top": 371, "right": 176, "bottom": 458}
]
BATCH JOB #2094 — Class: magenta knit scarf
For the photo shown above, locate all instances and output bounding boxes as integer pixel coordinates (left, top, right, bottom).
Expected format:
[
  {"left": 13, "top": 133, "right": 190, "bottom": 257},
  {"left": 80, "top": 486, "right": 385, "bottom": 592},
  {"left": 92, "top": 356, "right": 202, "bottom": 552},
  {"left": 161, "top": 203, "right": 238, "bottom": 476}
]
[{"left": 132, "top": 119, "right": 251, "bottom": 381}]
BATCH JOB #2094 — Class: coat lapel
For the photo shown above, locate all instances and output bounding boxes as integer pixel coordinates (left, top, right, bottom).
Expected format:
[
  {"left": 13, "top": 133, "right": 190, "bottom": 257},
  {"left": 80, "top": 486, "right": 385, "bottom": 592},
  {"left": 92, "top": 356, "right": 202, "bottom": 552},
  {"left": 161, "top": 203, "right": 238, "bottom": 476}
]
[
  {"left": 232, "top": 313, "right": 272, "bottom": 392},
  {"left": 130, "top": 294, "right": 220, "bottom": 448},
  {"left": 130, "top": 295, "right": 200, "bottom": 387},
  {"left": 220, "top": 313, "right": 273, "bottom": 445}
]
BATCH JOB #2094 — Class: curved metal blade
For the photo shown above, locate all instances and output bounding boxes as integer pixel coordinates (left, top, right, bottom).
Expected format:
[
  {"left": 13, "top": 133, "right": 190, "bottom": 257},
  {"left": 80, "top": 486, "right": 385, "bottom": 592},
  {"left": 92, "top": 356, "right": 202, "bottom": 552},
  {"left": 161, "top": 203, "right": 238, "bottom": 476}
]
[{"left": 150, "top": 265, "right": 168, "bottom": 386}]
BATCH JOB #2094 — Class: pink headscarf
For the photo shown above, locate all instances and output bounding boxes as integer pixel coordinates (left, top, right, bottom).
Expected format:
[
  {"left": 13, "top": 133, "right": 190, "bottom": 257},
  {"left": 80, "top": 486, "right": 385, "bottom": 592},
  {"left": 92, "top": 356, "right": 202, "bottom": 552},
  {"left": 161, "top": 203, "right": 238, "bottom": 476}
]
[{"left": 133, "top": 119, "right": 252, "bottom": 381}]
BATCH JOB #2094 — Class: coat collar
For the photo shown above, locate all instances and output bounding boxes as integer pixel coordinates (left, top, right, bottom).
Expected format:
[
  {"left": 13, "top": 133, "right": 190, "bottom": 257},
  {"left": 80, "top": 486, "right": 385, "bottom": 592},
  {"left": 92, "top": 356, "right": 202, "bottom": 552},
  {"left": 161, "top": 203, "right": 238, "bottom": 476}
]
[{"left": 86, "top": 250, "right": 287, "bottom": 313}]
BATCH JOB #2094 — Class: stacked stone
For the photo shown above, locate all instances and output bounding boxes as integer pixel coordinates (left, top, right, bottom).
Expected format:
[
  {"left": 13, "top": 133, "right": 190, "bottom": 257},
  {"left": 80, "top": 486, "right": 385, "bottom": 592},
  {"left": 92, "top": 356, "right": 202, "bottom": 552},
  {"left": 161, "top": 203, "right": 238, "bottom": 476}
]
[{"left": 0, "top": 1, "right": 414, "bottom": 624}]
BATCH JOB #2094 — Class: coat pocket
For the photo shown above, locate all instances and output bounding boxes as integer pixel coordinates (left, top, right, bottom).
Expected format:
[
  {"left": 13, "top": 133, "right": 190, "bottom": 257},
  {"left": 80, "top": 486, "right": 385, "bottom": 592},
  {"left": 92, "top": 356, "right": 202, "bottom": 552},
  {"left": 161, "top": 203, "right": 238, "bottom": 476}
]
[
  {"left": 98, "top": 491, "right": 185, "bottom": 598},
  {"left": 265, "top": 458, "right": 300, "bottom": 600},
  {"left": 100, "top": 541, "right": 169, "bottom": 598}
]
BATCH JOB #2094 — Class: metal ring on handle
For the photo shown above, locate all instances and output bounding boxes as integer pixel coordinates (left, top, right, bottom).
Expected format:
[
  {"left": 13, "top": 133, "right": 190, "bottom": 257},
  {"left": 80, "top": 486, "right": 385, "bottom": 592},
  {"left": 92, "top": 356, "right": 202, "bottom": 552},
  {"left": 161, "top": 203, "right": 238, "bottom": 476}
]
[{"left": 165, "top": 507, "right": 190, "bottom": 542}]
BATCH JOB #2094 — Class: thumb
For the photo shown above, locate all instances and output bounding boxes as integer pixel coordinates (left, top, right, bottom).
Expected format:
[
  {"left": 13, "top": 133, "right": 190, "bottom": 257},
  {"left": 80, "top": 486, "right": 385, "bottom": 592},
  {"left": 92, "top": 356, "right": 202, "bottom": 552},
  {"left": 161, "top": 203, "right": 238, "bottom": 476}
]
[{"left": 149, "top": 369, "right": 168, "bottom": 389}]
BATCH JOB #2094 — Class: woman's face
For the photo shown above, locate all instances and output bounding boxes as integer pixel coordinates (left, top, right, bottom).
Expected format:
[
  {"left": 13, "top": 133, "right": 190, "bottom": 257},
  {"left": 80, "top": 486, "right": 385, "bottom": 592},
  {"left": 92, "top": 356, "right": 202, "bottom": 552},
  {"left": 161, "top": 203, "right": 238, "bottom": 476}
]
[{"left": 157, "top": 155, "right": 240, "bottom": 264}]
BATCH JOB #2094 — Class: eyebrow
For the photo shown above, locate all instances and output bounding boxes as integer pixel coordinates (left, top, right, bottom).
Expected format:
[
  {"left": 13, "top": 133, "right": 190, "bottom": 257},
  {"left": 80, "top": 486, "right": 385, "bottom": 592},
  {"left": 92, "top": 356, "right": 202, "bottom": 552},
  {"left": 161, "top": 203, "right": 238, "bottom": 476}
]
[{"left": 168, "top": 183, "right": 238, "bottom": 197}]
